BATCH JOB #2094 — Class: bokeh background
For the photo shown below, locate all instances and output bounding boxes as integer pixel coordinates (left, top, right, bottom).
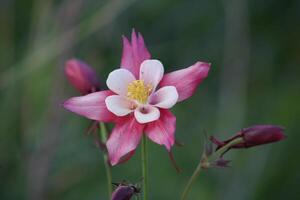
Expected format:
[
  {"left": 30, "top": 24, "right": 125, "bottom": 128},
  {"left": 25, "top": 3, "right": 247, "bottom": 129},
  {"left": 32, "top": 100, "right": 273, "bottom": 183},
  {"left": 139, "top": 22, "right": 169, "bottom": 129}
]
[{"left": 1, "top": 0, "right": 299, "bottom": 199}]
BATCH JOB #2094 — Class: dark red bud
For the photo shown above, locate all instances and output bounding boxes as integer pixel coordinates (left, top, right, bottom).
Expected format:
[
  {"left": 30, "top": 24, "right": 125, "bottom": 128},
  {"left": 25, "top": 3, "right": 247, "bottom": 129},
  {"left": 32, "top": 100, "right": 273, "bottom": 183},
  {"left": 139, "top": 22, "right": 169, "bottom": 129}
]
[
  {"left": 237, "top": 125, "right": 286, "bottom": 148},
  {"left": 65, "top": 59, "right": 100, "bottom": 94},
  {"left": 211, "top": 125, "right": 286, "bottom": 150},
  {"left": 111, "top": 183, "right": 140, "bottom": 200}
]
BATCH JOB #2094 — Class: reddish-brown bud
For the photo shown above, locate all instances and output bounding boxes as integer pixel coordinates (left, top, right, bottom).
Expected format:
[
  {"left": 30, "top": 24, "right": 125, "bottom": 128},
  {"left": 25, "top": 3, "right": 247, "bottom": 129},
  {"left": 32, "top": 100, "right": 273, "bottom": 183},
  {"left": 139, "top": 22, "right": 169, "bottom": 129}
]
[
  {"left": 65, "top": 59, "right": 100, "bottom": 94},
  {"left": 111, "top": 182, "right": 140, "bottom": 200},
  {"left": 234, "top": 125, "right": 286, "bottom": 148},
  {"left": 204, "top": 125, "right": 286, "bottom": 169},
  {"left": 211, "top": 125, "right": 286, "bottom": 150}
]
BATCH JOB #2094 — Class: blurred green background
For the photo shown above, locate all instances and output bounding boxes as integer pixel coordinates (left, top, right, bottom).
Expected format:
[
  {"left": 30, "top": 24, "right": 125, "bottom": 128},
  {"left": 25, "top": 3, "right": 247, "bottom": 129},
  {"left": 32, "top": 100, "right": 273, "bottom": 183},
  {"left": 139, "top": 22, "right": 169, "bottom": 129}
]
[{"left": 1, "top": 0, "right": 299, "bottom": 199}]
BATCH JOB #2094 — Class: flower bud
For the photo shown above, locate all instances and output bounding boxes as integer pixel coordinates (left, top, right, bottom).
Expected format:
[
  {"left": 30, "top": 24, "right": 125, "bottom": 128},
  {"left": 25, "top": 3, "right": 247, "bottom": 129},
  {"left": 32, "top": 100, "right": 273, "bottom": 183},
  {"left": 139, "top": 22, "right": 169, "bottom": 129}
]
[
  {"left": 111, "top": 182, "right": 140, "bottom": 200},
  {"left": 236, "top": 125, "right": 286, "bottom": 148},
  {"left": 211, "top": 125, "right": 286, "bottom": 150},
  {"left": 65, "top": 59, "right": 100, "bottom": 94}
]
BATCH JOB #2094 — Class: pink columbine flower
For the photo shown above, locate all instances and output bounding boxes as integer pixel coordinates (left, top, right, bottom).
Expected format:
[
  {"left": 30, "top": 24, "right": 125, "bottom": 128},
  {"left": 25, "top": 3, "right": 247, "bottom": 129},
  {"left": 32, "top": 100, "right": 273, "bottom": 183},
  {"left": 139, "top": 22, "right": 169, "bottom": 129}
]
[
  {"left": 63, "top": 30, "right": 211, "bottom": 165},
  {"left": 65, "top": 59, "right": 100, "bottom": 94}
]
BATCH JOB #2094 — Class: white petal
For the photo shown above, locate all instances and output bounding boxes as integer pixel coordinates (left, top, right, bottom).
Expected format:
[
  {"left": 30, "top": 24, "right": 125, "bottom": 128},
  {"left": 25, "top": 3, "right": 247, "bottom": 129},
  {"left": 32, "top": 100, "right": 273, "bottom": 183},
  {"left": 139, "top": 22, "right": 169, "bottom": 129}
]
[
  {"left": 105, "top": 95, "right": 134, "bottom": 116},
  {"left": 106, "top": 69, "right": 136, "bottom": 96},
  {"left": 139, "top": 59, "right": 164, "bottom": 91},
  {"left": 150, "top": 86, "right": 178, "bottom": 109},
  {"left": 134, "top": 105, "right": 160, "bottom": 124}
]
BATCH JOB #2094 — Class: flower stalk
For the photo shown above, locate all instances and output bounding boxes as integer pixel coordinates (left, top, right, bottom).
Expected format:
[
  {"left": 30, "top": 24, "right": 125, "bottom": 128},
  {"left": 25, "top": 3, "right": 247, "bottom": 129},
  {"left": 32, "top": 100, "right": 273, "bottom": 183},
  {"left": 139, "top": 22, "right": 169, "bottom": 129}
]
[
  {"left": 141, "top": 135, "right": 148, "bottom": 200},
  {"left": 99, "top": 122, "right": 112, "bottom": 199},
  {"left": 180, "top": 159, "right": 203, "bottom": 200},
  {"left": 180, "top": 137, "right": 243, "bottom": 200}
]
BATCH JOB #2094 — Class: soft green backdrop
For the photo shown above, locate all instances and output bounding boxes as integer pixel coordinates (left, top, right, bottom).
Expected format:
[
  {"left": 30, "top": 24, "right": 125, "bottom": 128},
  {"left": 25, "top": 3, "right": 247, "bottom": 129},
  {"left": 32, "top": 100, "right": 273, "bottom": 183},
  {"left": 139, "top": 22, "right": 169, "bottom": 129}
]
[{"left": 1, "top": 0, "right": 299, "bottom": 199}]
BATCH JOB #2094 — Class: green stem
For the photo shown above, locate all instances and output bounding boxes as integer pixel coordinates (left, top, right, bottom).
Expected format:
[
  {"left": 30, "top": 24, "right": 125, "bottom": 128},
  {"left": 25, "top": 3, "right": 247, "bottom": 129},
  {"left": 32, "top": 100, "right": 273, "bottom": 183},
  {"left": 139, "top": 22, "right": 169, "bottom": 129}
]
[
  {"left": 209, "top": 138, "right": 244, "bottom": 162},
  {"left": 180, "top": 161, "right": 202, "bottom": 200},
  {"left": 180, "top": 137, "right": 244, "bottom": 200},
  {"left": 99, "top": 122, "right": 112, "bottom": 199},
  {"left": 141, "top": 135, "right": 148, "bottom": 200}
]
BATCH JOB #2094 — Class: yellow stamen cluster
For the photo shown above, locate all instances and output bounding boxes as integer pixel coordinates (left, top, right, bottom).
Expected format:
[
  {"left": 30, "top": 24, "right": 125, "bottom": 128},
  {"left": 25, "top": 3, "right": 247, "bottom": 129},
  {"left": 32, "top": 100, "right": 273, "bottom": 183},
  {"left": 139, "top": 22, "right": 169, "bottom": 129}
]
[{"left": 127, "top": 80, "right": 152, "bottom": 104}]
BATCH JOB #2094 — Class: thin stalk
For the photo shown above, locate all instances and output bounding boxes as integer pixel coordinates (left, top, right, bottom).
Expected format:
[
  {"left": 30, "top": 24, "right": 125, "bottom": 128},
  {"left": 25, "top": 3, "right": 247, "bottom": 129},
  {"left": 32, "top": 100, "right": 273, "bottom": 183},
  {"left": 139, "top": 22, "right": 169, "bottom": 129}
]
[
  {"left": 180, "top": 137, "right": 244, "bottom": 200},
  {"left": 209, "top": 138, "right": 243, "bottom": 162},
  {"left": 99, "top": 122, "right": 112, "bottom": 199},
  {"left": 141, "top": 135, "right": 148, "bottom": 200},
  {"left": 180, "top": 161, "right": 202, "bottom": 200}
]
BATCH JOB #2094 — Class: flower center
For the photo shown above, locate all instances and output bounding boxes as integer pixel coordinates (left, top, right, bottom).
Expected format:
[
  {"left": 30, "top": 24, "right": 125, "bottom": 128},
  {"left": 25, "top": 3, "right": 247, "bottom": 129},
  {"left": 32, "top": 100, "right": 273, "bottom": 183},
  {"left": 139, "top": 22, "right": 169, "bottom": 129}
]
[{"left": 127, "top": 80, "right": 152, "bottom": 104}]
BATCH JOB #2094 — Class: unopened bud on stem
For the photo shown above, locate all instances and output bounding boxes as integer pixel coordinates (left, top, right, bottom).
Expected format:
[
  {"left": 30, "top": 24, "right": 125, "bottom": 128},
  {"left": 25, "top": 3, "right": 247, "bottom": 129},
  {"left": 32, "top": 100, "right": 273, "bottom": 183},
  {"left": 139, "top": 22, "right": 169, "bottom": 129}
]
[
  {"left": 213, "top": 125, "right": 286, "bottom": 150},
  {"left": 65, "top": 59, "right": 100, "bottom": 94}
]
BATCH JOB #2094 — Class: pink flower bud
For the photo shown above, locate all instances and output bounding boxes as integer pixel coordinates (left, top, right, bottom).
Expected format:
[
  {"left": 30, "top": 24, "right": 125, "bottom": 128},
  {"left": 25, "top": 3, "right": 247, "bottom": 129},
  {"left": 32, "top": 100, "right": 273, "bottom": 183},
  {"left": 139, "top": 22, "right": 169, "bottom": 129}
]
[{"left": 65, "top": 59, "right": 100, "bottom": 94}]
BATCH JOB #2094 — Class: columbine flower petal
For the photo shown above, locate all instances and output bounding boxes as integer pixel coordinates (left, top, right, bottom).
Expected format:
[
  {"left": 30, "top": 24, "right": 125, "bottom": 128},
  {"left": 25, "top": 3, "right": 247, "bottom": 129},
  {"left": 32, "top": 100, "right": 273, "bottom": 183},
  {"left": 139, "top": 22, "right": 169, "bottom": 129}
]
[
  {"left": 134, "top": 105, "right": 160, "bottom": 124},
  {"left": 150, "top": 86, "right": 178, "bottom": 109},
  {"left": 145, "top": 109, "right": 176, "bottom": 151},
  {"left": 106, "top": 116, "right": 144, "bottom": 165},
  {"left": 159, "top": 61, "right": 211, "bottom": 102},
  {"left": 139, "top": 59, "right": 164, "bottom": 91},
  {"left": 63, "top": 90, "right": 116, "bottom": 122},
  {"left": 116, "top": 150, "right": 136, "bottom": 164},
  {"left": 121, "top": 30, "right": 151, "bottom": 78},
  {"left": 105, "top": 95, "right": 135, "bottom": 116},
  {"left": 106, "top": 69, "right": 136, "bottom": 96}
]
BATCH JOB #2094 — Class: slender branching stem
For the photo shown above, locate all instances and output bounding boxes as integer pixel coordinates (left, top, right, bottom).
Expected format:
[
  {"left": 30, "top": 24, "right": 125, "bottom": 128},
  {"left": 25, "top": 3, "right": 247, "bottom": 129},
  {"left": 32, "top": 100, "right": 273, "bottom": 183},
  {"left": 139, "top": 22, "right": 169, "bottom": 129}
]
[
  {"left": 180, "top": 160, "right": 203, "bottom": 200},
  {"left": 180, "top": 138, "right": 244, "bottom": 200}
]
